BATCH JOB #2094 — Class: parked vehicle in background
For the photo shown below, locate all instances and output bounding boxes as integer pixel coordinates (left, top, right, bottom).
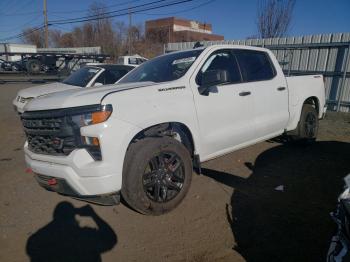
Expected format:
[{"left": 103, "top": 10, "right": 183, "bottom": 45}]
[
  {"left": 20, "top": 45, "right": 326, "bottom": 215},
  {"left": 0, "top": 43, "right": 36, "bottom": 62},
  {"left": 10, "top": 59, "right": 26, "bottom": 71},
  {"left": 0, "top": 52, "right": 109, "bottom": 74},
  {"left": 0, "top": 59, "right": 12, "bottom": 71},
  {"left": 117, "top": 54, "right": 148, "bottom": 66},
  {"left": 13, "top": 64, "right": 135, "bottom": 113}
]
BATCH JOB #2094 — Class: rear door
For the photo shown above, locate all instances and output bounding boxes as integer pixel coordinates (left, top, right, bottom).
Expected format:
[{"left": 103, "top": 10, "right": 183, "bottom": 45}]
[
  {"left": 190, "top": 49, "right": 255, "bottom": 159},
  {"left": 234, "top": 49, "right": 289, "bottom": 139}
]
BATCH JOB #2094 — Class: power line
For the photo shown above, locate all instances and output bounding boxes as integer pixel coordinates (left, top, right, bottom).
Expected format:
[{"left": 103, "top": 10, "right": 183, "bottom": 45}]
[
  {"left": 0, "top": 11, "right": 39, "bottom": 17},
  {"left": 0, "top": 25, "right": 45, "bottom": 41},
  {"left": 0, "top": 16, "right": 41, "bottom": 32},
  {"left": 50, "top": 24, "right": 71, "bottom": 31},
  {"left": 139, "top": 0, "right": 217, "bottom": 15},
  {"left": 0, "top": 0, "right": 144, "bottom": 16},
  {"left": 0, "top": 0, "right": 21, "bottom": 12},
  {"left": 48, "top": 0, "right": 169, "bottom": 24},
  {"left": 1, "top": 0, "right": 39, "bottom": 17},
  {"left": 49, "top": 0, "right": 144, "bottom": 14},
  {"left": 50, "top": 0, "right": 193, "bottom": 25},
  {"left": 0, "top": 0, "right": 193, "bottom": 42}
]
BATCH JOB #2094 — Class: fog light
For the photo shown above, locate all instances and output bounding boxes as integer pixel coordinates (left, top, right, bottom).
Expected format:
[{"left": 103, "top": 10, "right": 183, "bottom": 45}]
[
  {"left": 83, "top": 136, "right": 100, "bottom": 146},
  {"left": 81, "top": 136, "right": 102, "bottom": 161}
]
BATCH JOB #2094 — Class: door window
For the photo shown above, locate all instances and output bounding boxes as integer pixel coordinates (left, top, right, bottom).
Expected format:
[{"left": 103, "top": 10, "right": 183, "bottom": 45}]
[
  {"left": 95, "top": 70, "right": 119, "bottom": 85},
  {"left": 234, "top": 50, "right": 276, "bottom": 82},
  {"left": 196, "top": 50, "right": 241, "bottom": 86}
]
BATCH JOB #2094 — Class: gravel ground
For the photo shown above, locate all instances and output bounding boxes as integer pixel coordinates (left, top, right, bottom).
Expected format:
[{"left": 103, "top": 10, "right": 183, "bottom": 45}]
[{"left": 0, "top": 82, "right": 349, "bottom": 262}]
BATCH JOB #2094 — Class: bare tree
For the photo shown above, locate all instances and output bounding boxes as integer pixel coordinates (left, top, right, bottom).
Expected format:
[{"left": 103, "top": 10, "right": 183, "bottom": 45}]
[
  {"left": 49, "top": 29, "right": 62, "bottom": 47},
  {"left": 143, "top": 27, "right": 170, "bottom": 58},
  {"left": 85, "top": 2, "right": 118, "bottom": 57},
  {"left": 257, "top": 0, "right": 295, "bottom": 38},
  {"left": 59, "top": 32, "right": 74, "bottom": 47},
  {"left": 21, "top": 1, "right": 154, "bottom": 59},
  {"left": 21, "top": 28, "right": 45, "bottom": 47}
]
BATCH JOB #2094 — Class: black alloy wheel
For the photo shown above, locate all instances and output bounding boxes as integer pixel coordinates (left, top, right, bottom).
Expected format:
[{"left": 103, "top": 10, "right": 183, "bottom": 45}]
[
  {"left": 304, "top": 112, "right": 317, "bottom": 138},
  {"left": 143, "top": 152, "right": 185, "bottom": 202}
]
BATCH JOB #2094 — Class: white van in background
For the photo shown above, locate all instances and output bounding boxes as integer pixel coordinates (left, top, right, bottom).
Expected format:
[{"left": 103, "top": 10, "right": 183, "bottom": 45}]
[{"left": 117, "top": 54, "right": 148, "bottom": 66}]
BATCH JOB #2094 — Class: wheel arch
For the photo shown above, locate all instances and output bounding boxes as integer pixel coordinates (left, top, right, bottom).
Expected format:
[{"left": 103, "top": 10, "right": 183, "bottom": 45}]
[
  {"left": 286, "top": 95, "right": 321, "bottom": 132},
  {"left": 128, "top": 122, "right": 196, "bottom": 157},
  {"left": 303, "top": 96, "right": 320, "bottom": 115}
]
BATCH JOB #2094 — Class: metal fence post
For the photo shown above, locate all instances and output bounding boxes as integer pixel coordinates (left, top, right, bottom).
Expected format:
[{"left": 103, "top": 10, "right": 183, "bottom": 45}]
[
  {"left": 337, "top": 44, "right": 350, "bottom": 112},
  {"left": 288, "top": 50, "right": 293, "bottom": 76}
]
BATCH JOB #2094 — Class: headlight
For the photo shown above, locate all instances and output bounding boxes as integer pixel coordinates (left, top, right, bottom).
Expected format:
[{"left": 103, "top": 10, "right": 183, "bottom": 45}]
[
  {"left": 17, "top": 96, "right": 33, "bottom": 103},
  {"left": 71, "top": 104, "right": 112, "bottom": 127},
  {"left": 69, "top": 104, "right": 112, "bottom": 161}
]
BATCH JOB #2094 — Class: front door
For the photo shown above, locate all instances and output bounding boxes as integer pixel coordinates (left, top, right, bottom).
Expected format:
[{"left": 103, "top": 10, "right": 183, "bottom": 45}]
[{"left": 190, "top": 49, "right": 256, "bottom": 160}]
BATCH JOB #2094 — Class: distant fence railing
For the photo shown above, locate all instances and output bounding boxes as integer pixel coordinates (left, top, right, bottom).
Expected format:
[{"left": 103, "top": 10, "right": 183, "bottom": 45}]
[{"left": 165, "top": 33, "right": 350, "bottom": 112}]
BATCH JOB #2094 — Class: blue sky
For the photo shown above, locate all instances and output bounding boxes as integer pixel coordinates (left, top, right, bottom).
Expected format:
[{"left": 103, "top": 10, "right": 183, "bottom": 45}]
[{"left": 0, "top": 0, "right": 349, "bottom": 42}]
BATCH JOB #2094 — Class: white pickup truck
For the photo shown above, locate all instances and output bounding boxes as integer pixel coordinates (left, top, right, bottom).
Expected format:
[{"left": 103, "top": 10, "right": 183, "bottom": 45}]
[{"left": 21, "top": 45, "right": 326, "bottom": 215}]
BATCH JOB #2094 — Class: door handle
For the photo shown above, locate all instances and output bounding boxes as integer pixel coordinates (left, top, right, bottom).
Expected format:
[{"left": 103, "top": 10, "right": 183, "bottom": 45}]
[
  {"left": 277, "top": 87, "right": 286, "bottom": 91},
  {"left": 239, "top": 91, "right": 251, "bottom": 96}
]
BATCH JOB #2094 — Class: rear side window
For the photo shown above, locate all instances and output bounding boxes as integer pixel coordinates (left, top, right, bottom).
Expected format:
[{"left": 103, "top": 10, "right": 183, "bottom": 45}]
[{"left": 235, "top": 50, "right": 276, "bottom": 82}]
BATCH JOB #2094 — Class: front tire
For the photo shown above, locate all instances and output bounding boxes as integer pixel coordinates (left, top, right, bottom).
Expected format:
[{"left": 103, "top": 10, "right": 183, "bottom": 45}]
[{"left": 122, "top": 136, "right": 192, "bottom": 215}]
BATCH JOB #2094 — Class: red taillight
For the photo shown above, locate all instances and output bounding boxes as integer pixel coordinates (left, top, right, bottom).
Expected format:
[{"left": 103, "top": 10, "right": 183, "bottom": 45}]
[{"left": 25, "top": 168, "right": 32, "bottom": 173}]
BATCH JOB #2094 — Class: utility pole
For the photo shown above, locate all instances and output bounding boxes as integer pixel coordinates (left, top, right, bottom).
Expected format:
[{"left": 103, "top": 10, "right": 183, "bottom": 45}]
[
  {"left": 43, "top": 0, "right": 49, "bottom": 48},
  {"left": 128, "top": 7, "right": 132, "bottom": 55}
]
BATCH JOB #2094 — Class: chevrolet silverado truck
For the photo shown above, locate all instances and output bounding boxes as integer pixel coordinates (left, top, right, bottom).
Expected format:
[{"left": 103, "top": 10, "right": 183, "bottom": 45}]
[{"left": 20, "top": 45, "right": 327, "bottom": 215}]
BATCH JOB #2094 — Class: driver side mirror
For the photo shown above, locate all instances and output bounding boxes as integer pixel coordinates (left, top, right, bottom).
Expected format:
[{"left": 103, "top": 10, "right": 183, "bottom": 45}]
[{"left": 198, "top": 70, "right": 229, "bottom": 95}]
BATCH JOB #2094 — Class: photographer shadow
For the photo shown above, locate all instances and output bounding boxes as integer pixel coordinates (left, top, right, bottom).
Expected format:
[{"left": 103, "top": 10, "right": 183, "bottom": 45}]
[
  {"left": 26, "top": 201, "right": 117, "bottom": 262},
  {"left": 202, "top": 141, "right": 350, "bottom": 261}
]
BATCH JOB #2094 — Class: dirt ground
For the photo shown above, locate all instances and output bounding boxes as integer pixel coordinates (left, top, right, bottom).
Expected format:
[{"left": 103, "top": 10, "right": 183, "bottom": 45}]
[{"left": 0, "top": 82, "right": 349, "bottom": 262}]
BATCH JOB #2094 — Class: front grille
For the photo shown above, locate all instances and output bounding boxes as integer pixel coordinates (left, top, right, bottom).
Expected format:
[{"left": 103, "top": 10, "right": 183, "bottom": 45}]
[
  {"left": 27, "top": 134, "right": 77, "bottom": 155},
  {"left": 21, "top": 105, "right": 103, "bottom": 160},
  {"left": 22, "top": 117, "right": 63, "bottom": 132},
  {"left": 21, "top": 111, "right": 80, "bottom": 156}
]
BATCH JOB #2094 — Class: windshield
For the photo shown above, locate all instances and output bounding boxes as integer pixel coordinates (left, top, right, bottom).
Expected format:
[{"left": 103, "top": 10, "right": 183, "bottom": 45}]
[
  {"left": 119, "top": 49, "right": 203, "bottom": 84},
  {"left": 63, "top": 66, "right": 101, "bottom": 87}
]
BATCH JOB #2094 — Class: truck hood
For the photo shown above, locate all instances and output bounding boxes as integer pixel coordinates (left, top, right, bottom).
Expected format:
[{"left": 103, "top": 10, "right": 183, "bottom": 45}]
[
  {"left": 24, "top": 81, "right": 157, "bottom": 111},
  {"left": 17, "top": 82, "right": 79, "bottom": 98}
]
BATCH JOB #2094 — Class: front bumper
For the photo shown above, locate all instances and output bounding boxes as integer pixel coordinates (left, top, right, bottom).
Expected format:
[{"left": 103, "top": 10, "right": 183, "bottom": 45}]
[
  {"left": 24, "top": 144, "right": 121, "bottom": 196},
  {"left": 22, "top": 108, "right": 142, "bottom": 201},
  {"left": 35, "top": 174, "right": 120, "bottom": 205},
  {"left": 24, "top": 115, "right": 142, "bottom": 198}
]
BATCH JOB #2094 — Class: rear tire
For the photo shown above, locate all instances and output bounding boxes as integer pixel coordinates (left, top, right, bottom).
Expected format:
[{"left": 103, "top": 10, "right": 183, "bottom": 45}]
[
  {"left": 292, "top": 104, "right": 319, "bottom": 143},
  {"left": 122, "top": 136, "right": 192, "bottom": 215}
]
